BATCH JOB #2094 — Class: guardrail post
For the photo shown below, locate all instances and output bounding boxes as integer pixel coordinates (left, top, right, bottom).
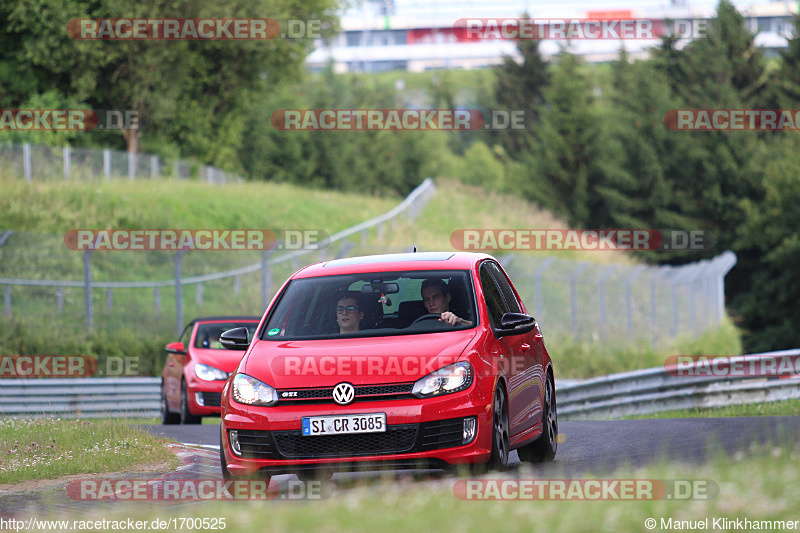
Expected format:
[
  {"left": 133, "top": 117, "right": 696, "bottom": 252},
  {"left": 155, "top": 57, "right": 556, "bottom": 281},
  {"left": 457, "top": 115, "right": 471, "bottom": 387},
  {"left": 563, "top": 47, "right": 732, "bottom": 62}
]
[
  {"left": 3, "top": 286, "right": 10, "bottom": 317},
  {"left": 534, "top": 257, "right": 555, "bottom": 321},
  {"left": 196, "top": 283, "right": 203, "bottom": 306},
  {"left": 234, "top": 275, "right": 241, "bottom": 296},
  {"left": 103, "top": 149, "right": 111, "bottom": 179},
  {"left": 261, "top": 249, "right": 273, "bottom": 311},
  {"left": 175, "top": 250, "right": 185, "bottom": 337},
  {"left": 84, "top": 249, "right": 93, "bottom": 328},
  {"left": 105, "top": 287, "right": 112, "bottom": 311},
  {"left": 625, "top": 265, "right": 647, "bottom": 338},
  {"left": 570, "top": 263, "right": 590, "bottom": 339},
  {"left": 63, "top": 146, "right": 71, "bottom": 180},
  {"left": 57, "top": 287, "right": 64, "bottom": 313},
  {"left": 650, "top": 268, "right": 670, "bottom": 346},
  {"left": 150, "top": 155, "right": 158, "bottom": 178},
  {"left": 598, "top": 265, "right": 617, "bottom": 330},
  {"left": 337, "top": 242, "right": 354, "bottom": 259},
  {"left": 154, "top": 288, "right": 161, "bottom": 315},
  {"left": 128, "top": 152, "right": 135, "bottom": 181},
  {"left": 23, "top": 143, "right": 32, "bottom": 183},
  {"left": 377, "top": 223, "right": 384, "bottom": 243}
]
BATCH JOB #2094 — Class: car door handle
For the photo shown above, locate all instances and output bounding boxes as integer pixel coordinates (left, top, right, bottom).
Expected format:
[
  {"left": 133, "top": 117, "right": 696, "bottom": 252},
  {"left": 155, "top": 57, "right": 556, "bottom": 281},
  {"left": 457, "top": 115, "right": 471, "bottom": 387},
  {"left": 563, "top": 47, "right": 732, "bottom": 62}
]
[{"left": 521, "top": 343, "right": 531, "bottom": 352}]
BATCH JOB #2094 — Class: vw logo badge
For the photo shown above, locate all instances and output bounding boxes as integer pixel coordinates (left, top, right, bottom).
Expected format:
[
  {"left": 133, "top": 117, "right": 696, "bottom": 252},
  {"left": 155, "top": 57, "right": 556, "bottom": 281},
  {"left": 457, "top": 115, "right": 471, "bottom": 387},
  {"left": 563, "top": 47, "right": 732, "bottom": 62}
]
[{"left": 332, "top": 382, "right": 355, "bottom": 405}]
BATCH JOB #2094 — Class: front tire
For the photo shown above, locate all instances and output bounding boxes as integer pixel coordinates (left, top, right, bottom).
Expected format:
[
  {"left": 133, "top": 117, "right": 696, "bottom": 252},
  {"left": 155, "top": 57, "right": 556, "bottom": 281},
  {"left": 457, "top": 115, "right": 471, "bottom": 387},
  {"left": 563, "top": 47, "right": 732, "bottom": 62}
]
[
  {"left": 219, "top": 432, "right": 272, "bottom": 495},
  {"left": 517, "top": 373, "right": 557, "bottom": 462},
  {"left": 180, "top": 381, "right": 201, "bottom": 425},
  {"left": 488, "top": 385, "right": 510, "bottom": 470}
]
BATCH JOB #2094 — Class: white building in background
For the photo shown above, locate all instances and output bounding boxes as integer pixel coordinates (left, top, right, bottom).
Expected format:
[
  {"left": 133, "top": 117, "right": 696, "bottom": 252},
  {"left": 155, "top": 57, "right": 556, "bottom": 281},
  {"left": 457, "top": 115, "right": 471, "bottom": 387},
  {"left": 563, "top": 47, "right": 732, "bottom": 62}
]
[{"left": 305, "top": 0, "right": 798, "bottom": 72}]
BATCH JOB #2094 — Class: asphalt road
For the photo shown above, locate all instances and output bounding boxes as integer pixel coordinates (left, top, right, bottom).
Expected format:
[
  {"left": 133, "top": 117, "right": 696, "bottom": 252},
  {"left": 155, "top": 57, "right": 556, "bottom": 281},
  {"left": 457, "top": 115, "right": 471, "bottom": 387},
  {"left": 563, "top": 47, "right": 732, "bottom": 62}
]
[{"left": 142, "top": 416, "right": 800, "bottom": 479}]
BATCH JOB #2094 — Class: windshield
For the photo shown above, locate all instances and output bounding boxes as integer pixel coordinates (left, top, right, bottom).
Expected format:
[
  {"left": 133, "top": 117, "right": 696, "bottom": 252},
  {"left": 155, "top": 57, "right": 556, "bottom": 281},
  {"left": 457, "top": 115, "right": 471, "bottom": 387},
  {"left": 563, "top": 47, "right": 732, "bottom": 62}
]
[
  {"left": 194, "top": 322, "right": 259, "bottom": 349},
  {"left": 260, "top": 270, "right": 476, "bottom": 340}
]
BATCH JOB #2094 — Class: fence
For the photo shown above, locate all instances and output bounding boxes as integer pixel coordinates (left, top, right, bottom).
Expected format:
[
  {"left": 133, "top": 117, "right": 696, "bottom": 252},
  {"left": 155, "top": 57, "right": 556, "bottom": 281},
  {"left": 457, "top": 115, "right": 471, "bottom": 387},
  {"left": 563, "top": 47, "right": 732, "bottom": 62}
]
[
  {"left": 0, "top": 178, "right": 437, "bottom": 336},
  {"left": 0, "top": 142, "right": 241, "bottom": 184},
  {"left": 502, "top": 251, "right": 737, "bottom": 345}
]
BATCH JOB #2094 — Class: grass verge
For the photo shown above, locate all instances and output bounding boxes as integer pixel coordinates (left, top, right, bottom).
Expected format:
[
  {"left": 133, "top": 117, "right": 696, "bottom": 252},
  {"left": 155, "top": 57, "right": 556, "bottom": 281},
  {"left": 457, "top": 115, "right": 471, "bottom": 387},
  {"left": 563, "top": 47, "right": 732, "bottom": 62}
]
[
  {"left": 30, "top": 438, "right": 800, "bottom": 532},
  {"left": 625, "top": 398, "right": 800, "bottom": 419},
  {"left": 0, "top": 418, "right": 177, "bottom": 485}
]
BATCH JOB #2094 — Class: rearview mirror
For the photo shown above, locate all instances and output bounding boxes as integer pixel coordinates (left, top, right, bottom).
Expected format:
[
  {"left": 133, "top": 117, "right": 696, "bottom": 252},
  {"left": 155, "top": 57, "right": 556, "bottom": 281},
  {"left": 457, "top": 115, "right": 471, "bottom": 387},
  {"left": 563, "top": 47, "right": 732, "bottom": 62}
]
[
  {"left": 220, "top": 327, "right": 250, "bottom": 350},
  {"left": 361, "top": 282, "right": 399, "bottom": 294}
]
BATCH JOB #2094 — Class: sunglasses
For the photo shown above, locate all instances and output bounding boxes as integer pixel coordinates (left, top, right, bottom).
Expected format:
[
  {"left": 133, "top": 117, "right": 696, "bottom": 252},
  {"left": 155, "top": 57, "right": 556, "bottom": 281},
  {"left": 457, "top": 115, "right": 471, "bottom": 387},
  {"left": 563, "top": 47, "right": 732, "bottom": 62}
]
[{"left": 336, "top": 305, "right": 359, "bottom": 314}]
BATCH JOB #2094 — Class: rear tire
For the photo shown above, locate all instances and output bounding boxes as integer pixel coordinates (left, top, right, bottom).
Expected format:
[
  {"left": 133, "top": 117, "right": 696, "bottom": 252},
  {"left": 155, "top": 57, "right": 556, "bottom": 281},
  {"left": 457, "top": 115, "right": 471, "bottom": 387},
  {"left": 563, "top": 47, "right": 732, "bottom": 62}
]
[
  {"left": 180, "top": 381, "right": 202, "bottom": 425},
  {"left": 517, "top": 373, "right": 557, "bottom": 463},
  {"left": 160, "top": 383, "right": 179, "bottom": 425}
]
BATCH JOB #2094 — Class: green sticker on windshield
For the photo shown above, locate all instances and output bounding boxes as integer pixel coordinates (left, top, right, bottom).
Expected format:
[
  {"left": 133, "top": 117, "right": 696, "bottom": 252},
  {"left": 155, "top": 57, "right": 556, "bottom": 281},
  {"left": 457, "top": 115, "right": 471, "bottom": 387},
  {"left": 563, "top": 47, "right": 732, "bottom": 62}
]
[{"left": 267, "top": 328, "right": 280, "bottom": 336}]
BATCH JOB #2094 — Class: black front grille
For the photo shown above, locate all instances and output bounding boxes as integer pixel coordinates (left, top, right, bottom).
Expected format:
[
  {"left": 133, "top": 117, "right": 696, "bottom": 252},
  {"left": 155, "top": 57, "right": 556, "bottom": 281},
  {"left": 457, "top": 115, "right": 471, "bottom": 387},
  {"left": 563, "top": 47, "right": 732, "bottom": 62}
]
[
  {"left": 201, "top": 392, "right": 222, "bottom": 407},
  {"left": 232, "top": 417, "right": 468, "bottom": 461},
  {"left": 273, "top": 424, "right": 418, "bottom": 459},
  {"left": 419, "top": 418, "right": 465, "bottom": 451},
  {"left": 277, "top": 383, "right": 414, "bottom": 404},
  {"left": 235, "top": 430, "right": 279, "bottom": 459}
]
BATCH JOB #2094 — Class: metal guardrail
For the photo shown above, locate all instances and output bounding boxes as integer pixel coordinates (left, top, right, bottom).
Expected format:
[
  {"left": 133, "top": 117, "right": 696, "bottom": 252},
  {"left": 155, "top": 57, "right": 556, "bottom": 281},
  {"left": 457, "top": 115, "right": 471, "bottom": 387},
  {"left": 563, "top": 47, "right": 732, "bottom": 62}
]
[
  {"left": 556, "top": 349, "right": 800, "bottom": 420},
  {"left": 2, "top": 349, "right": 797, "bottom": 419},
  {"left": 0, "top": 378, "right": 161, "bottom": 418}
]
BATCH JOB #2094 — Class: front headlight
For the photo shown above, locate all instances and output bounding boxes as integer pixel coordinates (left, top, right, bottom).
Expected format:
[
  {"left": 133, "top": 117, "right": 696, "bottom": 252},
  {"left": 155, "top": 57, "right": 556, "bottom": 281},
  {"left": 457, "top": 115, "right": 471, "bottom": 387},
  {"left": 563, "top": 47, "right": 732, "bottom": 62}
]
[
  {"left": 195, "top": 363, "right": 228, "bottom": 381},
  {"left": 232, "top": 373, "right": 278, "bottom": 406},
  {"left": 412, "top": 362, "right": 473, "bottom": 398}
]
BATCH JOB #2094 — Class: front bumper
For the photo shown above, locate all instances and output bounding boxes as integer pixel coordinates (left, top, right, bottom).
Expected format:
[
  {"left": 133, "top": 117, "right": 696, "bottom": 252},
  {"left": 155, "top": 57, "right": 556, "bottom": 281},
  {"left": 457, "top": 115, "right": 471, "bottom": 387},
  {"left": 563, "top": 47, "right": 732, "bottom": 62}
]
[{"left": 221, "top": 390, "right": 492, "bottom": 477}]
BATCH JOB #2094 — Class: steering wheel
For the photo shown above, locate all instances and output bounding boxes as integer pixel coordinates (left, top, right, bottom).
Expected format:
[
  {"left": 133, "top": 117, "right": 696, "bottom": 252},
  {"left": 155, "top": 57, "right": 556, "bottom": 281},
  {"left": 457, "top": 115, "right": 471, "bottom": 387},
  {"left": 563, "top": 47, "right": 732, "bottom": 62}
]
[{"left": 411, "top": 313, "right": 442, "bottom": 325}]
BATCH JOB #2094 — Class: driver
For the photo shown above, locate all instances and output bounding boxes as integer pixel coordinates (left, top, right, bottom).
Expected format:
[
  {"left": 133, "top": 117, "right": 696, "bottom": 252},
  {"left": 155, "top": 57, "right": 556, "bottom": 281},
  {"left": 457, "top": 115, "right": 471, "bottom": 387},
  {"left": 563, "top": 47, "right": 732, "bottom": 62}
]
[
  {"left": 420, "top": 279, "right": 472, "bottom": 327},
  {"left": 336, "top": 294, "right": 364, "bottom": 334}
]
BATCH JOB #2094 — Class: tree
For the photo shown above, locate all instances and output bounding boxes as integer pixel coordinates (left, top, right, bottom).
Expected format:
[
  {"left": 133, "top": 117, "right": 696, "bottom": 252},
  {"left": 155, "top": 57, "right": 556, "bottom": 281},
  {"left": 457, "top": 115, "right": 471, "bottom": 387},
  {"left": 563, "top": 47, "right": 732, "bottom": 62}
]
[
  {"left": 733, "top": 135, "right": 800, "bottom": 351},
  {"left": 492, "top": 32, "right": 550, "bottom": 159},
  {"left": 526, "top": 51, "right": 605, "bottom": 226},
  {"left": 3, "top": 0, "right": 338, "bottom": 166}
]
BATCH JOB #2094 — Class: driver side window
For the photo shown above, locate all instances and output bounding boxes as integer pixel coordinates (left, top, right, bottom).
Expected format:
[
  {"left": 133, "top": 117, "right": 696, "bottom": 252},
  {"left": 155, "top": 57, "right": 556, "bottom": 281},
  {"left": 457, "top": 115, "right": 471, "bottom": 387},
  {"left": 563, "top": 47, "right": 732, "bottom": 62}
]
[{"left": 479, "top": 264, "right": 506, "bottom": 329}]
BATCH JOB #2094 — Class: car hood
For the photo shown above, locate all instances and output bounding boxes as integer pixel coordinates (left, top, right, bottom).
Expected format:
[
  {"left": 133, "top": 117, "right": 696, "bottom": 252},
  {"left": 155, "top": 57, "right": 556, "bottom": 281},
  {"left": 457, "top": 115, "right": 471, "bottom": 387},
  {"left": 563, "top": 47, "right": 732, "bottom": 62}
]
[
  {"left": 191, "top": 348, "right": 248, "bottom": 373},
  {"left": 241, "top": 330, "right": 478, "bottom": 387}
]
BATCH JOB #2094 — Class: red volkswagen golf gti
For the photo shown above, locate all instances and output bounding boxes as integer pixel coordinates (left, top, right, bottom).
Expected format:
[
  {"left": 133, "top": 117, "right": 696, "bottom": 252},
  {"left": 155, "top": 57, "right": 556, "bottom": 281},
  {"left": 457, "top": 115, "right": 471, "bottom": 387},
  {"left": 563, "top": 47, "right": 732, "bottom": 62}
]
[
  {"left": 161, "top": 316, "right": 261, "bottom": 424},
  {"left": 219, "top": 252, "right": 557, "bottom": 482}
]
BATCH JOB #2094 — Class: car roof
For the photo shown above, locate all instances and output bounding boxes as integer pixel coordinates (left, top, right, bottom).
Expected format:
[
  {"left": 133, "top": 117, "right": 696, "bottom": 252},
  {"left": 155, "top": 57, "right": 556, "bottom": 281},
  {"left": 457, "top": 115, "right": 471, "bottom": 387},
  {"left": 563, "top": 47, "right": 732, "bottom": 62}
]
[{"left": 294, "top": 251, "right": 496, "bottom": 278}]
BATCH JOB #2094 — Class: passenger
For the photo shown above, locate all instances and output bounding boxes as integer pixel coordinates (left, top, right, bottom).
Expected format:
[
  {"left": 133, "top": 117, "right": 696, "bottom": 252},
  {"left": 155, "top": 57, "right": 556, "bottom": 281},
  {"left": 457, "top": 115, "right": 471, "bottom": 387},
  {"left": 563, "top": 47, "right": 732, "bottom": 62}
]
[
  {"left": 336, "top": 295, "right": 364, "bottom": 333},
  {"left": 420, "top": 279, "right": 472, "bottom": 327}
]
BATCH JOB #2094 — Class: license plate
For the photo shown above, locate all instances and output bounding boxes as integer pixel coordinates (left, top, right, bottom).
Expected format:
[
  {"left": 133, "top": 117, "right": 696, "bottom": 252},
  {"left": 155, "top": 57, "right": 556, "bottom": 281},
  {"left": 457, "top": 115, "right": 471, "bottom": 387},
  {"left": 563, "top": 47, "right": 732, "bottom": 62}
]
[{"left": 302, "top": 413, "right": 386, "bottom": 436}]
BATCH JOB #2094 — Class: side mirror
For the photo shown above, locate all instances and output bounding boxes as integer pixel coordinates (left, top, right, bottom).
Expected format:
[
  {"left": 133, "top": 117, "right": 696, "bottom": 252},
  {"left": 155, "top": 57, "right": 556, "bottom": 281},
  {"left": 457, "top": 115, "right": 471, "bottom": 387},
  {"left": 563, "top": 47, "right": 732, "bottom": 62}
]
[
  {"left": 497, "top": 313, "right": 536, "bottom": 336},
  {"left": 165, "top": 341, "right": 186, "bottom": 355},
  {"left": 220, "top": 327, "right": 250, "bottom": 350}
]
